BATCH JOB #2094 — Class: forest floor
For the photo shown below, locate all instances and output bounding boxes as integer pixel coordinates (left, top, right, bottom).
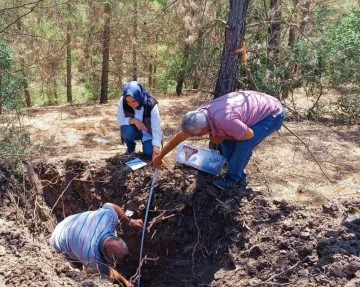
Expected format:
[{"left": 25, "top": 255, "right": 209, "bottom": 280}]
[{"left": 0, "top": 91, "right": 359, "bottom": 287}]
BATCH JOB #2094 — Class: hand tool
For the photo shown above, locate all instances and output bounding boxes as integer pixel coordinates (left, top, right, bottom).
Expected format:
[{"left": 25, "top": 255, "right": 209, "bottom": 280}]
[{"left": 136, "top": 168, "right": 158, "bottom": 287}]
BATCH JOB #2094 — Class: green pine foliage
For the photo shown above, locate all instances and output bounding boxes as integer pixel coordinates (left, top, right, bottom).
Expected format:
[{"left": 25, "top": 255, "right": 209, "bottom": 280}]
[{"left": 0, "top": 41, "right": 31, "bottom": 160}]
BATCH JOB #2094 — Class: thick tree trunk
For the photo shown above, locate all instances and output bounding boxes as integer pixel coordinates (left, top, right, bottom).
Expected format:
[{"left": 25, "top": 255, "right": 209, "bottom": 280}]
[
  {"left": 100, "top": 2, "right": 111, "bottom": 104},
  {"left": 214, "top": 0, "right": 250, "bottom": 98}
]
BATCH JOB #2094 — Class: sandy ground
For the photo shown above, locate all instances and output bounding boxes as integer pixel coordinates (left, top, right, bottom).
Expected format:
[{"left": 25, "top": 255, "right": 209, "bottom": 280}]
[
  {"left": 0, "top": 91, "right": 359, "bottom": 287},
  {"left": 23, "top": 92, "right": 360, "bottom": 206}
]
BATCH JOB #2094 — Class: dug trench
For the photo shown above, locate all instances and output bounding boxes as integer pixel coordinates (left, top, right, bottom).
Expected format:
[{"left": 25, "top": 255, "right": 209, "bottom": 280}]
[{"left": 0, "top": 156, "right": 359, "bottom": 287}]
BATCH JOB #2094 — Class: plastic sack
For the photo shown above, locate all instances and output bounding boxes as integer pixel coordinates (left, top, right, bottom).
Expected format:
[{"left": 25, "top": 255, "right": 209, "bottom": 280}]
[{"left": 176, "top": 143, "right": 226, "bottom": 176}]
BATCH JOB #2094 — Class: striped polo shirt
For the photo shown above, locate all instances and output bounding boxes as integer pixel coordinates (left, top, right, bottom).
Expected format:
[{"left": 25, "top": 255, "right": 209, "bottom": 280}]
[{"left": 49, "top": 203, "right": 118, "bottom": 275}]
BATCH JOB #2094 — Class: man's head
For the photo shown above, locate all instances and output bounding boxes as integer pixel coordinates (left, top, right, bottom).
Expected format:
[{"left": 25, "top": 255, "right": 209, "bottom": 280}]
[
  {"left": 102, "top": 236, "right": 129, "bottom": 266},
  {"left": 181, "top": 111, "right": 209, "bottom": 136}
]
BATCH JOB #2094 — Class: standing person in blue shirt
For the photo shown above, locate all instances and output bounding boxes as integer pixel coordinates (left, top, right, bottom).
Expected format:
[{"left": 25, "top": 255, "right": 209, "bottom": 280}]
[
  {"left": 117, "top": 81, "right": 163, "bottom": 160},
  {"left": 49, "top": 202, "right": 143, "bottom": 287}
]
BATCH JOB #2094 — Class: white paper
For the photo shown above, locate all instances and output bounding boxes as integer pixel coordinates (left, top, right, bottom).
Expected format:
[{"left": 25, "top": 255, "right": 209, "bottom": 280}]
[
  {"left": 125, "top": 158, "right": 147, "bottom": 170},
  {"left": 92, "top": 135, "right": 110, "bottom": 144}
]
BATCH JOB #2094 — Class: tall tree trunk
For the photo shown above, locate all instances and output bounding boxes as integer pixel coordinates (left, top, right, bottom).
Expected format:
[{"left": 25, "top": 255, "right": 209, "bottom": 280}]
[
  {"left": 21, "top": 58, "right": 31, "bottom": 107},
  {"left": 148, "top": 62, "right": 154, "bottom": 89},
  {"left": 176, "top": 43, "right": 190, "bottom": 96},
  {"left": 16, "top": 20, "right": 31, "bottom": 107},
  {"left": 214, "top": 0, "right": 250, "bottom": 98},
  {"left": 266, "top": 0, "right": 282, "bottom": 84},
  {"left": 299, "top": 1, "right": 311, "bottom": 34},
  {"left": 66, "top": 3, "right": 72, "bottom": 104},
  {"left": 0, "top": 72, "right": 3, "bottom": 114},
  {"left": 132, "top": 0, "right": 138, "bottom": 81},
  {"left": 100, "top": 2, "right": 111, "bottom": 104},
  {"left": 288, "top": 0, "right": 298, "bottom": 48}
]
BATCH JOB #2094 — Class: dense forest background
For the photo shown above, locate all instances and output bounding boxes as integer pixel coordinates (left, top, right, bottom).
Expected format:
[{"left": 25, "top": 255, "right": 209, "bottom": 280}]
[{"left": 0, "top": 0, "right": 359, "bottom": 158}]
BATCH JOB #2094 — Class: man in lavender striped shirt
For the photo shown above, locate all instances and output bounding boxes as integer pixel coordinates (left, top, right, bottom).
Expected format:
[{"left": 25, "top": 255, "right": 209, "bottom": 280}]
[
  {"left": 49, "top": 202, "right": 143, "bottom": 287},
  {"left": 153, "top": 90, "right": 285, "bottom": 190}
]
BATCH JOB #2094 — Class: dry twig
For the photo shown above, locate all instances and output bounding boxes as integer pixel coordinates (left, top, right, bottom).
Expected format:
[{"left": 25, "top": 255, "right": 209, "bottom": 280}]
[
  {"left": 262, "top": 258, "right": 306, "bottom": 284},
  {"left": 50, "top": 175, "right": 80, "bottom": 213},
  {"left": 147, "top": 211, "right": 176, "bottom": 233},
  {"left": 129, "top": 255, "right": 159, "bottom": 284},
  {"left": 282, "top": 124, "right": 335, "bottom": 183}
]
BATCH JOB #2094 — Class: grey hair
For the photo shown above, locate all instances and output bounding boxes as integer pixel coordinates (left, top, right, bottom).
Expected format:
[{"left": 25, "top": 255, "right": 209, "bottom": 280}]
[{"left": 181, "top": 111, "right": 208, "bottom": 134}]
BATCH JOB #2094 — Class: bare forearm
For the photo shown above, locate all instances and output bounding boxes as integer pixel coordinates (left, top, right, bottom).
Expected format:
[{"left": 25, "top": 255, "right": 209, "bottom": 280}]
[
  {"left": 109, "top": 267, "right": 132, "bottom": 287},
  {"left": 159, "top": 132, "right": 189, "bottom": 159},
  {"left": 108, "top": 203, "right": 131, "bottom": 225}
]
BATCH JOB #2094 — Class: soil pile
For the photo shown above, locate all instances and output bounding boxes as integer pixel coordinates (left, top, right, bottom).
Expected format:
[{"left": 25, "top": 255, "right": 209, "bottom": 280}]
[{"left": 0, "top": 156, "right": 359, "bottom": 287}]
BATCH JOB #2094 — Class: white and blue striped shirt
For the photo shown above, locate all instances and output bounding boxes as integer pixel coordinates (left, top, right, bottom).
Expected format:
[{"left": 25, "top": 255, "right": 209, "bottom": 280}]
[{"left": 49, "top": 203, "right": 118, "bottom": 275}]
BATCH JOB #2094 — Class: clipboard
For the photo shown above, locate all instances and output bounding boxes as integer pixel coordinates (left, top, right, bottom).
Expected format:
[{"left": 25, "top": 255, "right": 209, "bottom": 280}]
[{"left": 125, "top": 158, "right": 147, "bottom": 171}]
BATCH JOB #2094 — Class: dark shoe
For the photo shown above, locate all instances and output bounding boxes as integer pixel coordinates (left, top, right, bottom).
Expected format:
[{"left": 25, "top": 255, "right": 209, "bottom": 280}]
[
  {"left": 213, "top": 178, "right": 247, "bottom": 190},
  {"left": 125, "top": 149, "right": 135, "bottom": 155}
]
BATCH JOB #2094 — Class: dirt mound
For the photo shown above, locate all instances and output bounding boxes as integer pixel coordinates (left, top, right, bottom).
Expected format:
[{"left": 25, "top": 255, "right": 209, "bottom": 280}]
[{"left": 1, "top": 158, "right": 360, "bottom": 287}]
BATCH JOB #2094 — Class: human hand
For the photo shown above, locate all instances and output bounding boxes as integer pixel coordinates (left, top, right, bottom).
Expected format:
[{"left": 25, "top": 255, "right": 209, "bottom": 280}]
[
  {"left": 152, "top": 155, "right": 166, "bottom": 168},
  {"left": 132, "top": 119, "right": 147, "bottom": 131},
  {"left": 210, "top": 135, "right": 224, "bottom": 144},
  {"left": 129, "top": 219, "right": 143, "bottom": 231}
]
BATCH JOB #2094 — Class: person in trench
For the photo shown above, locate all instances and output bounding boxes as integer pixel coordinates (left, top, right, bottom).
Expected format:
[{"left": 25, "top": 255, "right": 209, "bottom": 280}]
[
  {"left": 49, "top": 202, "right": 143, "bottom": 287},
  {"left": 153, "top": 90, "right": 286, "bottom": 190},
  {"left": 117, "top": 81, "right": 163, "bottom": 160}
]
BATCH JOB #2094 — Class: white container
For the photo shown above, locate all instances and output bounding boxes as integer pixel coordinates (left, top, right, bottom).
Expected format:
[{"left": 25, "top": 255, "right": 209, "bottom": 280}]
[{"left": 176, "top": 143, "right": 226, "bottom": 176}]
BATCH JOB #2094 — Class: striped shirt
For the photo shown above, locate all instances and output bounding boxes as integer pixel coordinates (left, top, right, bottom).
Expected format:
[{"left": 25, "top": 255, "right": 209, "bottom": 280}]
[{"left": 49, "top": 203, "right": 118, "bottom": 275}]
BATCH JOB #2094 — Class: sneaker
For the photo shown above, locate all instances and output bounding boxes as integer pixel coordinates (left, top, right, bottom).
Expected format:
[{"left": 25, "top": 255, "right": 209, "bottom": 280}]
[{"left": 213, "top": 177, "right": 247, "bottom": 190}]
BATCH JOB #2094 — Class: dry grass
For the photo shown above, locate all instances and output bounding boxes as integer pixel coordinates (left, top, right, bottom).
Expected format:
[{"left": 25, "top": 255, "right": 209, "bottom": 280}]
[{"left": 23, "top": 91, "right": 360, "bottom": 205}]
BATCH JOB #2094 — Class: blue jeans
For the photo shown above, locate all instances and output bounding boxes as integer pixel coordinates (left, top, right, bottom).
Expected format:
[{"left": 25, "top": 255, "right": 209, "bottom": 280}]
[
  {"left": 220, "top": 109, "right": 286, "bottom": 182},
  {"left": 120, "top": 125, "right": 153, "bottom": 157}
]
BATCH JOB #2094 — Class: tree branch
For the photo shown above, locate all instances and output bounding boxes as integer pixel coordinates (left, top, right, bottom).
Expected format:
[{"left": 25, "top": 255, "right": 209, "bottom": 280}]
[{"left": 0, "top": 0, "right": 43, "bottom": 33}]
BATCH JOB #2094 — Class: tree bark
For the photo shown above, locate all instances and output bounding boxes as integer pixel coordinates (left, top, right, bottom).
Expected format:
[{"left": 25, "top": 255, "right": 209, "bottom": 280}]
[
  {"left": 100, "top": 2, "right": 111, "bottom": 104},
  {"left": 66, "top": 3, "right": 72, "bottom": 104},
  {"left": 132, "top": 0, "right": 138, "bottom": 81},
  {"left": 266, "top": 0, "right": 282, "bottom": 84},
  {"left": 214, "top": 0, "right": 250, "bottom": 98},
  {"left": 0, "top": 72, "right": 3, "bottom": 114},
  {"left": 176, "top": 43, "right": 190, "bottom": 96},
  {"left": 21, "top": 58, "right": 31, "bottom": 107}
]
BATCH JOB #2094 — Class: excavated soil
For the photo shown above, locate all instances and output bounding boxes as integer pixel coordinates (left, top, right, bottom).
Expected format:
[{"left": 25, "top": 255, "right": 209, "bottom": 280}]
[
  {"left": 0, "top": 92, "right": 359, "bottom": 286},
  {"left": 0, "top": 156, "right": 359, "bottom": 287}
]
